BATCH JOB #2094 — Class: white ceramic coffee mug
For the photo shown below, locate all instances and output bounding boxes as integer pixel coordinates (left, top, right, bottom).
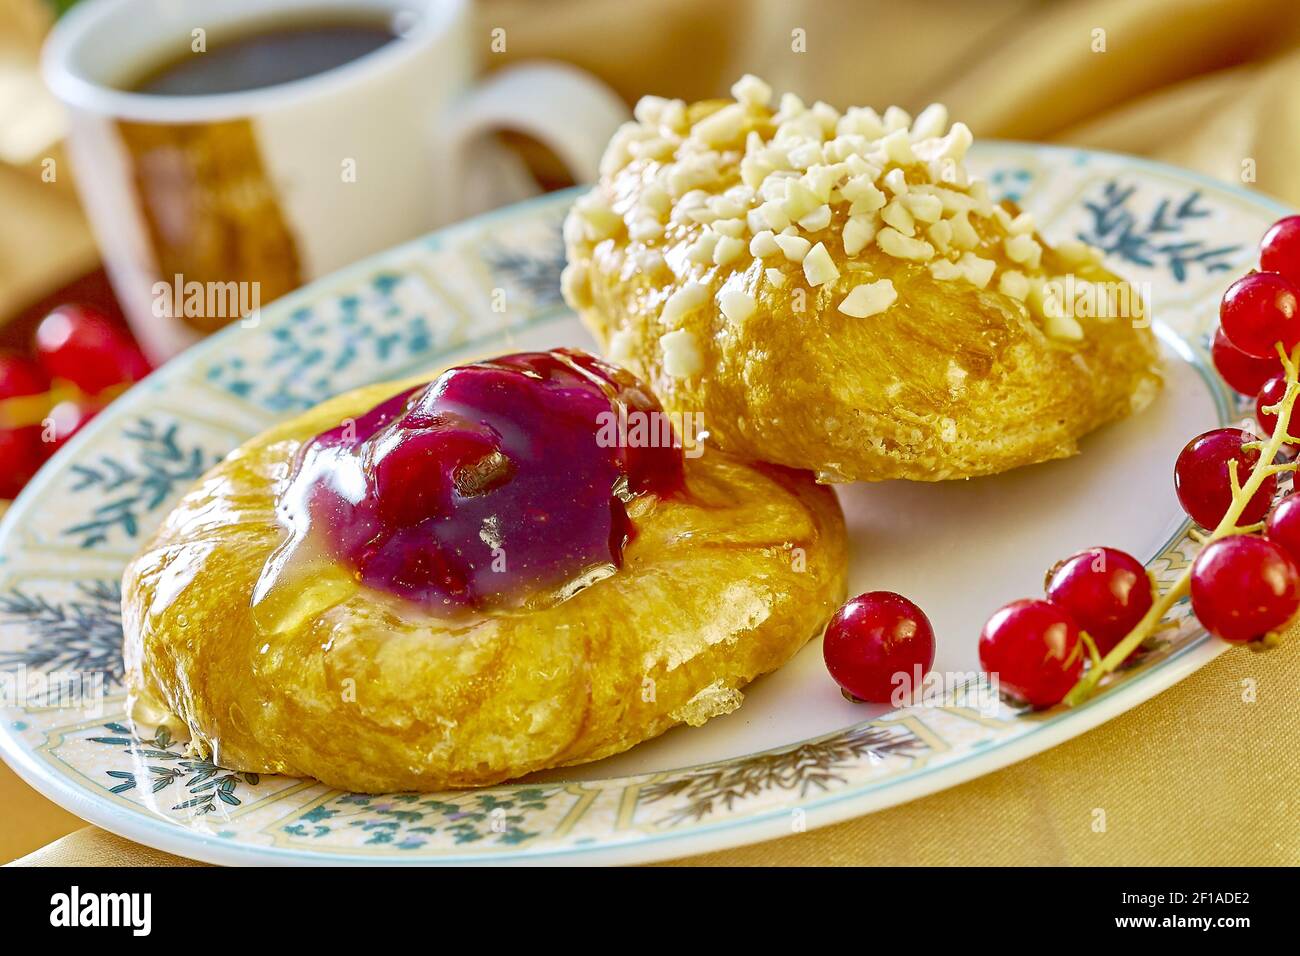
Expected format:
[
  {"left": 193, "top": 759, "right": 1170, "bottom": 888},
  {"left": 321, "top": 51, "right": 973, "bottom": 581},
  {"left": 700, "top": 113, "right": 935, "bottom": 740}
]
[{"left": 43, "top": 0, "right": 628, "bottom": 360}]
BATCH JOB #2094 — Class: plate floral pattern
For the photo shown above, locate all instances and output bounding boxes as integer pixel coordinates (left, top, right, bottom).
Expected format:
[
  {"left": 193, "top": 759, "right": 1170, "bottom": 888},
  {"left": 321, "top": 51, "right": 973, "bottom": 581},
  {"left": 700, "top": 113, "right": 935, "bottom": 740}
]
[{"left": 0, "top": 144, "right": 1286, "bottom": 865}]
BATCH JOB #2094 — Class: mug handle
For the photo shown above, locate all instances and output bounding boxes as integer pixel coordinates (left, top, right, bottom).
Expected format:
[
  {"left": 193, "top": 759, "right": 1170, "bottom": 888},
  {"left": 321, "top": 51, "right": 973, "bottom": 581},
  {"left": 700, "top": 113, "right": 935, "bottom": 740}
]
[{"left": 444, "top": 62, "right": 628, "bottom": 197}]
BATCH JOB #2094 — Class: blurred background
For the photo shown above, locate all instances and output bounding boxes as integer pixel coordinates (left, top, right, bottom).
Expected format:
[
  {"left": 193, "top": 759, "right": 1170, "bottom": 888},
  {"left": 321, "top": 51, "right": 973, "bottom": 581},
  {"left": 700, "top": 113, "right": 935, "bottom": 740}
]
[{"left": 2, "top": 0, "right": 1300, "bottom": 861}]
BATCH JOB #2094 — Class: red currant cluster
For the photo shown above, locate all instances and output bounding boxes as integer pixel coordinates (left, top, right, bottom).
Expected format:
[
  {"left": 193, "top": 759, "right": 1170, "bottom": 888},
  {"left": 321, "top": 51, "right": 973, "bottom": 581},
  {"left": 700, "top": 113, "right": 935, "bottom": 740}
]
[
  {"left": 1211, "top": 215, "right": 1300, "bottom": 439},
  {"left": 978, "top": 548, "right": 1154, "bottom": 707},
  {"left": 983, "top": 214, "right": 1300, "bottom": 708},
  {"left": 824, "top": 215, "right": 1300, "bottom": 712},
  {"left": 0, "top": 304, "right": 150, "bottom": 499}
]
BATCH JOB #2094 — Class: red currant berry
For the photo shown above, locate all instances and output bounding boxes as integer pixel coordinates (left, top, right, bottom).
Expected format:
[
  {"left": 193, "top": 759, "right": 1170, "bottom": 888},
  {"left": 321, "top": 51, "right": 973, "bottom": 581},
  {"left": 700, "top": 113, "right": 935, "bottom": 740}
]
[
  {"left": 1190, "top": 535, "right": 1300, "bottom": 642},
  {"left": 41, "top": 400, "right": 98, "bottom": 458},
  {"left": 1211, "top": 326, "right": 1280, "bottom": 396},
  {"left": 1174, "top": 427, "right": 1276, "bottom": 528},
  {"left": 823, "top": 591, "right": 935, "bottom": 704},
  {"left": 0, "top": 427, "right": 43, "bottom": 499},
  {"left": 1255, "top": 373, "right": 1288, "bottom": 437},
  {"left": 0, "top": 351, "right": 51, "bottom": 498},
  {"left": 35, "top": 305, "right": 151, "bottom": 395},
  {"left": 1219, "top": 272, "right": 1300, "bottom": 359},
  {"left": 979, "top": 599, "right": 1083, "bottom": 709},
  {"left": 0, "top": 350, "right": 48, "bottom": 399},
  {"left": 1045, "top": 547, "right": 1154, "bottom": 657},
  {"left": 1260, "top": 215, "right": 1300, "bottom": 285},
  {"left": 1265, "top": 494, "right": 1300, "bottom": 566}
]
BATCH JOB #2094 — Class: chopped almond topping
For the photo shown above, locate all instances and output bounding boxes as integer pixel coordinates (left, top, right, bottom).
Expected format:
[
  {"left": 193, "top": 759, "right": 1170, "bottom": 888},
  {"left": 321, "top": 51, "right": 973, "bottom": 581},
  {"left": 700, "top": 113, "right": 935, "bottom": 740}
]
[
  {"left": 881, "top": 199, "right": 916, "bottom": 237},
  {"left": 843, "top": 215, "right": 879, "bottom": 256},
  {"left": 877, "top": 227, "right": 934, "bottom": 261},
  {"left": 731, "top": 74, "right": 773, "bottom": 109},
  {"left": 567, "top": 76, "right": 1111, "bottom": 344},
  {"left": 713, "top": 235, "right": 745, "bottom": 266},
  {"left": 720, "top": 290, "right": 758, "bottom": 323},
  {"left": 661, "top": 282, "right": 708, "bottom": 325},
  {"left": 998, "top": 270, "right": 1030, "bottom": 301},
  {"left": 839, "top": 279, "right": 897, "bottom": 318},
  {"left": 775, "top": 233, "right": 812, "bottom": 262},
  {"left": 803, "top": 242, "right": 839, "bottom": 287},
  {"left": 660, "top": 328, "right": 704, "bottom": 378}
]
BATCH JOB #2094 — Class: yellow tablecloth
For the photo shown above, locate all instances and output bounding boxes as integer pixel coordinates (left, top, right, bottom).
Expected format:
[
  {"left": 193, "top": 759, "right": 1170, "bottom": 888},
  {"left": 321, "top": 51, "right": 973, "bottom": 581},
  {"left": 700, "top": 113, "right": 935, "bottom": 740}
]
[{"left": 6, "top": 0, "right": 1300, "bottom": 865}]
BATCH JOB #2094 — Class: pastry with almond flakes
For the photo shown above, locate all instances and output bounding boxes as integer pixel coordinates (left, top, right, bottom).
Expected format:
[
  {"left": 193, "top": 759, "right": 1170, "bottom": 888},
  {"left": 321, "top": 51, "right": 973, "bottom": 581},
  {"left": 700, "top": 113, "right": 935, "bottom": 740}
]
[{"left": 561, "top": 75, "right": 1163, "bottom": 482}]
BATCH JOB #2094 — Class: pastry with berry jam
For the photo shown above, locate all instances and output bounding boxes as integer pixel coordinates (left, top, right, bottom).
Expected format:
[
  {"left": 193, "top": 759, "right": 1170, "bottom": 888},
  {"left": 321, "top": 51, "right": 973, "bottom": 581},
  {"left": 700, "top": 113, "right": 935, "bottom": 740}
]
[
  {"left": 562, "top": 75, "right": 1163, "bottom": 482},
  {"left": 122, "top": 350, "right": 846, "bottom": 792}
]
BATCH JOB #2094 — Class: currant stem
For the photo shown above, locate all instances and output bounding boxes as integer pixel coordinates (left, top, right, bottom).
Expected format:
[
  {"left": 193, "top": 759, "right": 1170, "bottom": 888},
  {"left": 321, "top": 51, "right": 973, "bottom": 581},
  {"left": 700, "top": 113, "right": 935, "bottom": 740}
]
[{"left": 1063, "top": 343, "right": 1300, "bottom": 707}]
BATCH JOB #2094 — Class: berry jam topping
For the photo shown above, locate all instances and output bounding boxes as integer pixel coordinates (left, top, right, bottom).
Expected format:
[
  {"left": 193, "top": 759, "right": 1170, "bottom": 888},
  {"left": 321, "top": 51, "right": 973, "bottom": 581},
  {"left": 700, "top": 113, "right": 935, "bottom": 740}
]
[{"left": 256, "top": 350, "right": 685, "bottom": 620}]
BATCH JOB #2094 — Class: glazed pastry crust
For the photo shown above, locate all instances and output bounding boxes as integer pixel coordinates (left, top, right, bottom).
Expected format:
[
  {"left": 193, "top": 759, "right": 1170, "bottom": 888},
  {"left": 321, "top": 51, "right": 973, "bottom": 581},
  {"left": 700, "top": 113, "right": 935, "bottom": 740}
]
[
  {"left": 122, "top": 375, "right": 847, "bottom": 793},
  {"left": 565, "top": 98, "right": 1163, "bottom": 481}
]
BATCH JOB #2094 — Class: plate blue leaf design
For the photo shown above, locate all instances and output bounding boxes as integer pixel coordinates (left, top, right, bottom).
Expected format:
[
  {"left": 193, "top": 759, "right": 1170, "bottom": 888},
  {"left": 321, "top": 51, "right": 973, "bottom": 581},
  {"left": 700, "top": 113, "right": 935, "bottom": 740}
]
[
  {"left": 63, "top": 418, "right": 215, "bottom": 548},
  {"left": 203, "top": 271, "right": 440, "bottom": 413},
  {"left": 1078, "top": 180, "right": 1242, "bottom": 281},
  {"left": 640, "top": 724, "right": 926, "bottom": 826},
  {"left": 0, "top": 581, "right": 123, "bottom": 684},
  {"left": 479, "top": 221, "right": 566, "bottom": 308},
  {"left": 986, "top": 166, "right": 1034, "bottom": 203},
  {"left": 91, "top": 722, "right": 261, "bottom": 813},
  {"left": 285, "top": 788, "right": 561, "bottom": 849}
]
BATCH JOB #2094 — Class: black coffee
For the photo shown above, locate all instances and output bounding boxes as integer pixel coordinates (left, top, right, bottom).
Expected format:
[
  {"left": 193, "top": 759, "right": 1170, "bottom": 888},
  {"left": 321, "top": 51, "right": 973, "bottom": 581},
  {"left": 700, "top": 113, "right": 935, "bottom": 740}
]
[{"left": 129, "top": 16, "right": 398, "bottom": 96}]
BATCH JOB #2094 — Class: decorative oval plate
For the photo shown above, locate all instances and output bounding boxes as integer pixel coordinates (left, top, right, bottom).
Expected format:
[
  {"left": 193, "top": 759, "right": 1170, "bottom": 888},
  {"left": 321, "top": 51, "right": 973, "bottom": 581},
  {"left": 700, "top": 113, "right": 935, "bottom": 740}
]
[{"left": 0, "top": 144, "right": 1285, "bottom": 865}]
